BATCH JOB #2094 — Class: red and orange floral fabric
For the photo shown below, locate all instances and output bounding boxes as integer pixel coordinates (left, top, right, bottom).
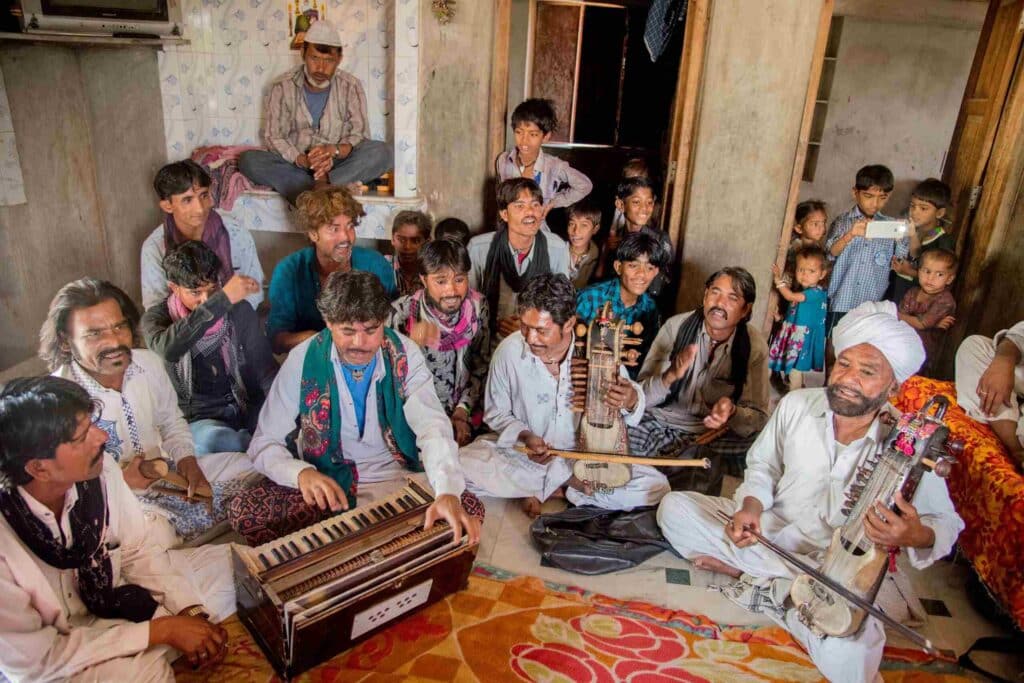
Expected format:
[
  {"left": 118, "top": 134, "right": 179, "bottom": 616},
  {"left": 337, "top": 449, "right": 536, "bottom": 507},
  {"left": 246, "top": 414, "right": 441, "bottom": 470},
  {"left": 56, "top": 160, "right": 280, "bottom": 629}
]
[{"left": 893, "top": 376, "right": 1024, "bottom": 630}]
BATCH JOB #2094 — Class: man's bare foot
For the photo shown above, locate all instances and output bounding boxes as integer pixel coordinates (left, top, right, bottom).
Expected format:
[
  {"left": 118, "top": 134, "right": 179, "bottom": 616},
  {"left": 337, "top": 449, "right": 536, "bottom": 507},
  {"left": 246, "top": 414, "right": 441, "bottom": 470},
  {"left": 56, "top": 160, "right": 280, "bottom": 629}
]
[
  {"left": 693, "top": 555, "right": 743, "bottom": 578},
  {"left": 521, "top": 497, "right": 543, "bottom": 518}
]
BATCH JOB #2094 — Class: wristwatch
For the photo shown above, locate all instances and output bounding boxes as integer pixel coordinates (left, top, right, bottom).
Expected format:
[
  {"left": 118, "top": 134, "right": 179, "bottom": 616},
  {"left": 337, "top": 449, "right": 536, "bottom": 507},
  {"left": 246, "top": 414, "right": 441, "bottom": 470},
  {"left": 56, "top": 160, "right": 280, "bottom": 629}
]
[{"left": 181, "top": 605, "right": 209, "bottom": 619}]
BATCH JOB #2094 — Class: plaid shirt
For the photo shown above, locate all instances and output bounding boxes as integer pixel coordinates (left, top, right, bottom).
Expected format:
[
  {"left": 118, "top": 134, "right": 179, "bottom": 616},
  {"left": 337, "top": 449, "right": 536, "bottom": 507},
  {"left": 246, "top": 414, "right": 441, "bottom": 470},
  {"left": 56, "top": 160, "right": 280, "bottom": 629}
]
[
  {"left": 576, "top": 279, "right": 660, "bottom": 377},
  {"left": 261, "top": 66, "right": 369, "bottom": 164},
  {"left": 825, "top": 205, "right": 909, "bottom": 312}
]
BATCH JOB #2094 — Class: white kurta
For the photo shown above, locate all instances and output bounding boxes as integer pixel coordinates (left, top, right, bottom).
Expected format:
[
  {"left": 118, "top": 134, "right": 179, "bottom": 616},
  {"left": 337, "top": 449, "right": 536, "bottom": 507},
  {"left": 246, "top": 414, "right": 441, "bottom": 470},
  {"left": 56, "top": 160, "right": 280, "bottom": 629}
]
[
  {"left": 460, "top": 331, "right": 669, "bottom": 509},
  {"left": 248, "top": 331, "right": 466, "bottom": 498},
  {"left": 657, "top": 388, "right": 964, "bottom": 683},
  {"left": 955, "top": 320, "right": 1024, "bottom": 448},
  {"left": 0, "top": 456, "right": 203, "bottom": 682}
]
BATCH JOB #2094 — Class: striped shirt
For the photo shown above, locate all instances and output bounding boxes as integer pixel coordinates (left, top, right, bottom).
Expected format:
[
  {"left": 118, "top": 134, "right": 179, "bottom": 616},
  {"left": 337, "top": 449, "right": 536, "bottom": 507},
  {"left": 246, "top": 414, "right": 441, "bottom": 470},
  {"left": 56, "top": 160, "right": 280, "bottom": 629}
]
[{"left": 261, "top": 66, "right": 369, "bottom": 164}]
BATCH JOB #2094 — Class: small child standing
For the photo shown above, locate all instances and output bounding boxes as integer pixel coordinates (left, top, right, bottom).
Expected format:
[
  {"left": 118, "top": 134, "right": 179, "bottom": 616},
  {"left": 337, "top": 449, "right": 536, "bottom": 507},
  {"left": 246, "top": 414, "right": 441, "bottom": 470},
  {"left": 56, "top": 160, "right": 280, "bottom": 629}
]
[
  {"left": 889, "top": 178, "right": 955, "bottom": 305},
  {"left": 565, "top": 199, "right": 602, "bottom": 290},
  {"left": 825, "top": 164, "right": 908, "bottom": 336},
  {"left": 495, "top": 98, "right": 592, "bottom": 215},
  {"left": 784, "top": 200, "right": 828, "bottom": 274},
  {"left": 597, "top": 176, "right": 673, "bottom": 299},
  {"left": 769, "top": 245, "right": 829, "bottom": 388},
  {"left": 609, "top": 157, "right": 651, "bottom": 235},
  {"left": 898, "top": 248, "right": 957, "bottom": 377}
]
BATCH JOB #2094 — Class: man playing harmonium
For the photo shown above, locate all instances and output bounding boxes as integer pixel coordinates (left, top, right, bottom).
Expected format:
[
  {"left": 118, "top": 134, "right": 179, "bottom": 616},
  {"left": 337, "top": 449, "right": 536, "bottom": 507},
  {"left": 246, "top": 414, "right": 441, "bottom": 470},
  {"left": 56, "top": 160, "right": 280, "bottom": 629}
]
[
  {"left": 237, "top": 270, "right": 481, "bottom": 545},
  {"left": 0, "top": 377, "right": 228, "bottom": 682},
  {"left": 459, "top": 273, "right": 669, "bottom": 517},
  {"left": 656, "top": 301, "right": 964, "bottom": 683}
]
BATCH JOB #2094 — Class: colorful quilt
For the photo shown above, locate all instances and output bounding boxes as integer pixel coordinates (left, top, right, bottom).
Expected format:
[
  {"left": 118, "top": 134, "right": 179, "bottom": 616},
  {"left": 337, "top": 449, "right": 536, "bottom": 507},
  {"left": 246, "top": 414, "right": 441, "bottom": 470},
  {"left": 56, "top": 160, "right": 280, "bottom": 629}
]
[
  {"left": 174, "top": 564, "right": 967, "bottom": 682},
  {"left": 893, "top": 376, "right": 1024, "bottom": 630}
]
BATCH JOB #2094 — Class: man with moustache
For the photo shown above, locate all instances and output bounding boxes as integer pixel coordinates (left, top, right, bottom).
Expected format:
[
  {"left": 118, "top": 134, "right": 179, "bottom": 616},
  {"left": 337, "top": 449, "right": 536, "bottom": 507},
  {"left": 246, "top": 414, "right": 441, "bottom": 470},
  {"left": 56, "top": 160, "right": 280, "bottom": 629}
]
[
  {"left": 0, "top": 376, "right": 230, "bottom": 681},
  {"left": 40, "top": 278, "right": 254, "bottom": 547},
  {"left": 238, "top": 20, "right": 392, "bottom": 204},
  {"left": 631, "top": 267, "right": 770, "bottom": 492},
  {"left": 467, "top": 178, "right": 571, "bottom": 348},
  {"left": 459, "top": 273, "right": 669, "bottom": 517},
  {"left": 266, "top": 186, "right": 396, "bottom": 354},
  {"left": 389, "top": 239, "right": 490, "bottom": 446},
  {"left": 656, "top": 301, "right": 963, "bottom": 683},
  {"left": 236, "top": 271, "right": 481, "bottom": 545}
]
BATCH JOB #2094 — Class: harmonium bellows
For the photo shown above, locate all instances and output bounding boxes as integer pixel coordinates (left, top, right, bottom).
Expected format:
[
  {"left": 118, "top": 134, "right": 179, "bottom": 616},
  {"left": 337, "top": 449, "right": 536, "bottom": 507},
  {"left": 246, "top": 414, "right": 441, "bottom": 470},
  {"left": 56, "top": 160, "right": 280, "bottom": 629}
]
[{"left": 232, "top": 479, "right": 477, "bottom": 679}]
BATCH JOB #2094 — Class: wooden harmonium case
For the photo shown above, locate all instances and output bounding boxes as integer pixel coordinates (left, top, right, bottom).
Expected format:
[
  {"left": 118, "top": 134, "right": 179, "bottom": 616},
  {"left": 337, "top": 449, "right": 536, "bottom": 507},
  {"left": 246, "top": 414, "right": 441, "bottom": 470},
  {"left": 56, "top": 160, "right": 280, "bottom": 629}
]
[{"left": 232, "top": 479, "right": 477, "bottom": 679}]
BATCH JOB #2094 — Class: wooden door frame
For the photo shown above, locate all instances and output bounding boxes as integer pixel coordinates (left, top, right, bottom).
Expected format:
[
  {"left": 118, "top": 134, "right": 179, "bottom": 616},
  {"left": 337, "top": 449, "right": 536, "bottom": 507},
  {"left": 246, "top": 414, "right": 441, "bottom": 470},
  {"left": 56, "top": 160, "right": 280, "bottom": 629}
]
[
  {"left": 488, "top": 0, "right": 713, "bottom": 250},
  {"left": 760, "top": 0, "right": 834, "bottom": 332}
]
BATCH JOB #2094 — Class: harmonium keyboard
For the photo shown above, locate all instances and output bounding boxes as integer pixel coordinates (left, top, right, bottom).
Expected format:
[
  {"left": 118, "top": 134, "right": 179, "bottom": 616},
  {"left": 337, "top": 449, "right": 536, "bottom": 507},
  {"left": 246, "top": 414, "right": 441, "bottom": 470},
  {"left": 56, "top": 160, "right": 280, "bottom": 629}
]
[{"left": 232, "top": 479, "right": 477, "bottom": 679}]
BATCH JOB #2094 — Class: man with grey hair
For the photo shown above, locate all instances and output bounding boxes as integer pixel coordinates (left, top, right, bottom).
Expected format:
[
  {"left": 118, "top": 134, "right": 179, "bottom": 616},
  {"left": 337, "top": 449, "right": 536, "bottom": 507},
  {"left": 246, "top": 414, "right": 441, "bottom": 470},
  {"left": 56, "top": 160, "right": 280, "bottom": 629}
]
[
  {"left": 239, "top": 20, "right": 393, "bottom": 203},
  {"left": 657, "top": 301, "right": 963, "bottom": 683}
]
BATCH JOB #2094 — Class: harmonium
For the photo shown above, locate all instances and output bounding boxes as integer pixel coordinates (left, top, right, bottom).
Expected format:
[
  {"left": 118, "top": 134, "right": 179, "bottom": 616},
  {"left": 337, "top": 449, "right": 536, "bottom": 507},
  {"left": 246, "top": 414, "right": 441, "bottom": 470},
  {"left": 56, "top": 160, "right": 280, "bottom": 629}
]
[{"left": 232, "top": 479, "right": 477, "bottom": 679}]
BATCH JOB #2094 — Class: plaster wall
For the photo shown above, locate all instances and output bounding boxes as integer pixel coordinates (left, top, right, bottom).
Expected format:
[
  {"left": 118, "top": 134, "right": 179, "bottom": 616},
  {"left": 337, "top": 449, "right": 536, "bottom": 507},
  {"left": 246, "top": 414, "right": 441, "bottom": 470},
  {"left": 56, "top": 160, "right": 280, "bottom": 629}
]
[
  {"left": 799, "top": 17, "right": 980, "bottom": 220},
  {"left": 418, "top": 0, "right": 496, "bottom": 230},
  {"left": 679, "top": 0, "right": 824, "bottom": 324},
  {"left": 0, "top": 46, "right": 165, "bottom": 370}
]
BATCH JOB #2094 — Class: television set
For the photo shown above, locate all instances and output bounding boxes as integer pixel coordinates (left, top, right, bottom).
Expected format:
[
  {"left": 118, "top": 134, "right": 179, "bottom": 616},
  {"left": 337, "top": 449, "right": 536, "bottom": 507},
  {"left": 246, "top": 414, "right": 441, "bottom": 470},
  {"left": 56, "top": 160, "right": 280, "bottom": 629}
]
[{"left": 18, "top": 0, "right": 183, "bottom": 37}]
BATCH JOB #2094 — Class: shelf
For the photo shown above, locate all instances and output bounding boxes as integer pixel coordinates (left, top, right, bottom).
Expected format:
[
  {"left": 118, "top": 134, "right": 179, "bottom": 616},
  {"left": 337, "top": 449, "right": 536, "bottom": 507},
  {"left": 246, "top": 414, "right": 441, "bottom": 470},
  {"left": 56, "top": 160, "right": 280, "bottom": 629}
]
[{"left": 0, "top": 31, "right": 188, "bottom": 48}]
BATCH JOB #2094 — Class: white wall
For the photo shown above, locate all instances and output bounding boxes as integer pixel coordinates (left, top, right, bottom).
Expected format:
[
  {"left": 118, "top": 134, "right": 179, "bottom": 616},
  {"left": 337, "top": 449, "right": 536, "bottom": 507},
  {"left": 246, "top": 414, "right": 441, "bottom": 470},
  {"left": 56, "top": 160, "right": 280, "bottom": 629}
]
[
  {"left": 799, "top": 17, "right": 980, "bottom": 218},
  {"left": 157, "top": 0, "right": 394, "bottom": 161}
]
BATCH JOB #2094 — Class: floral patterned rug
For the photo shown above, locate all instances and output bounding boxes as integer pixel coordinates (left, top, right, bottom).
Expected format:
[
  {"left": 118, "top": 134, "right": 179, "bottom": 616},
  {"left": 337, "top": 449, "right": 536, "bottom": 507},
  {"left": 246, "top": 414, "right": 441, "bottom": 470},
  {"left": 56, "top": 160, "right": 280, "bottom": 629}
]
[{"left": 175, "top": 564, "right": 968, "bottom": 682}]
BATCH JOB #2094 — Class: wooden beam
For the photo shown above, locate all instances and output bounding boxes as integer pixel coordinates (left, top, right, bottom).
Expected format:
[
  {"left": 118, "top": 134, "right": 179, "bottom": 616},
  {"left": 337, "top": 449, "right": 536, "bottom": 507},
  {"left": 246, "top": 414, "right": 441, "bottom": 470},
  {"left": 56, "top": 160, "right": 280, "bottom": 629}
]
[
  {"left": 663, "top": 0, "right": 710, "bottom": 312},
  {"left": 761, "top": 0, "right": 834, "bottom": 333},
  {"left": 488, "top": 0, "right": 513, "bottom": 176}
]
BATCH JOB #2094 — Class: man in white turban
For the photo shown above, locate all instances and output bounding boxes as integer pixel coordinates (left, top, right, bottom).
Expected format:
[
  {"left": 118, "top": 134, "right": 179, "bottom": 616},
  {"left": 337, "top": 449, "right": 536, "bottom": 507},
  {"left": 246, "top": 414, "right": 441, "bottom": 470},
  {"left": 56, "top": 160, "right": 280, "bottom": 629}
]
[{"left": 656, "top": 301, "right": 963, "bottom": 683}]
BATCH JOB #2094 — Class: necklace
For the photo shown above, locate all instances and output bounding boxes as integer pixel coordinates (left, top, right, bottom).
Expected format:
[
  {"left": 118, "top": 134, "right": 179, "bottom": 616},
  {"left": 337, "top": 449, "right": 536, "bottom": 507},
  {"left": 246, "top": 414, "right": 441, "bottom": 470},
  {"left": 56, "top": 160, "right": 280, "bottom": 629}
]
[{"left": 343, "top": 361, "right": 374, "bottom": 382}]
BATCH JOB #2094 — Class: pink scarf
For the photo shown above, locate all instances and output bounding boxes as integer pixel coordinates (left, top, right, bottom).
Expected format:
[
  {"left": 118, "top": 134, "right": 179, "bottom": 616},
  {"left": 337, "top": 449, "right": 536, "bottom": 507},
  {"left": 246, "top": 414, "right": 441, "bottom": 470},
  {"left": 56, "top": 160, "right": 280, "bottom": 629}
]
[
  {"left": 407, "top": 289, "right": 482, "bottom": 352},
  {"left": 168, "top": 292, "right": 225, "bottom": 337},
  {"left": 163, "top": 210, "right": 233, "bottom": 286}
]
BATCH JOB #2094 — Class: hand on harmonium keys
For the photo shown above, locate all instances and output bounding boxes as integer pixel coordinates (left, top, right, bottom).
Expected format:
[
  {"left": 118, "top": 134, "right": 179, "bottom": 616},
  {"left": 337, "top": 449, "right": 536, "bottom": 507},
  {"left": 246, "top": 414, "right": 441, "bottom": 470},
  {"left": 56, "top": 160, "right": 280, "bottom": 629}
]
[{"left": 423, "top": 493, "right": 481, "bottom": 545}]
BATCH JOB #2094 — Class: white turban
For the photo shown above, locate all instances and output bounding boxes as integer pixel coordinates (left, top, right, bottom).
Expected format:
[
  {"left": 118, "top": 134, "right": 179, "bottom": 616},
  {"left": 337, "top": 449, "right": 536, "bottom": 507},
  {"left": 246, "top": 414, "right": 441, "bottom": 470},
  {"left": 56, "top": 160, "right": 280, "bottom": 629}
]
[{"left": 832, "top": 301, "right": 925, "bottom": 384}]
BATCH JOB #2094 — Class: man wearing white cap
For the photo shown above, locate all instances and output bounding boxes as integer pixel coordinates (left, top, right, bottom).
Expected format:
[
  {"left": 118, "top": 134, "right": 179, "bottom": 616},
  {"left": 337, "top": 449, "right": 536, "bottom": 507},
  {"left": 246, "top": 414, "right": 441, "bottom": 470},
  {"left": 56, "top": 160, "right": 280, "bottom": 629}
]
[
  {"left": 657, "top": 301, "right": 963, "bottom": 683},
  {"left": 239, "top": 20, "right": 392, "bottom": 204}
]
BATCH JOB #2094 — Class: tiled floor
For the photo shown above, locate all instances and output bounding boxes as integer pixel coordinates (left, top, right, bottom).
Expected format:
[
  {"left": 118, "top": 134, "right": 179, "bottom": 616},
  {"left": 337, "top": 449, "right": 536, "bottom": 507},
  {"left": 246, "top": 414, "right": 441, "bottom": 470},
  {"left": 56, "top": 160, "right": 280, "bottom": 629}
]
[{"left": 475, "top": 475, "right": 1023, "bottom": 679}]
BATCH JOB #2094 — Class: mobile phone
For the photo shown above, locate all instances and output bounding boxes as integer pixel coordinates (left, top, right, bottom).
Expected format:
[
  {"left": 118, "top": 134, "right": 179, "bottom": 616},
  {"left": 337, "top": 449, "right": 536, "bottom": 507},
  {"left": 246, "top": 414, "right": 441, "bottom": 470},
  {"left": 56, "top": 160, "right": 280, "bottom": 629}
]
[{"left": 865, "top": 220, "right": 908, "bottom": 240}]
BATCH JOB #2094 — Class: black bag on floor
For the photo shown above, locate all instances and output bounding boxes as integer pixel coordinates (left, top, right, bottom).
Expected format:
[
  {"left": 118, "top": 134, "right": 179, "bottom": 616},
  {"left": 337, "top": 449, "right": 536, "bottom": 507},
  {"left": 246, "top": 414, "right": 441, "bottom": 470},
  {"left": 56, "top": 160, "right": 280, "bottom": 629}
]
[{"left": 529, "top": 505, "right": 673, "bottom": 575}]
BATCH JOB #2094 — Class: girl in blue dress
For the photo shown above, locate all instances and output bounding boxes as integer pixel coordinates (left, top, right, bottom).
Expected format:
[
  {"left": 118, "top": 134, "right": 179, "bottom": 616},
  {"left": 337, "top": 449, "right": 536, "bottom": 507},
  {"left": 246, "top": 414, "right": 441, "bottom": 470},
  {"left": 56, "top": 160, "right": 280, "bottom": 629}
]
[{"left": 769, "top": 245, "right": 829, "bottom": 387}]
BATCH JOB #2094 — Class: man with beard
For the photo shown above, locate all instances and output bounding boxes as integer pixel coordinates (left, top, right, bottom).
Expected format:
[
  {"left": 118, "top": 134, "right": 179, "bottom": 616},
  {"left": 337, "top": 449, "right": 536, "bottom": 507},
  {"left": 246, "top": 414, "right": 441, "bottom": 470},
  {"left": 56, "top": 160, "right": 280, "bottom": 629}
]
[
  {"left": 459, "top": 273, "right": 669, "bottom": 517},
  {"left": 467, "top": 178, "right": 570, "bottom": 348},
  {"left": 238, "top": 271, "right": 481, "bottom": 545},
  {"left": 0, "top": 377, "right": 229, "bottom": 681},
  {"left": 266, "top": 186, "right": 396, "bottom": 354},
  {"left": 389, "top": 239, "right": 490, "bottom": 446},
  {"left": 656, "top": 301, "right": 963, "bottom": 683},
  {"left": 41, "top": 278, "right": 255, "bottom": 548},
  {"left": 631, "top": 267, "right": 770, "bottom": 492},
  {"left": 238, "top": 20, "right": 393, "bottom": 204}
]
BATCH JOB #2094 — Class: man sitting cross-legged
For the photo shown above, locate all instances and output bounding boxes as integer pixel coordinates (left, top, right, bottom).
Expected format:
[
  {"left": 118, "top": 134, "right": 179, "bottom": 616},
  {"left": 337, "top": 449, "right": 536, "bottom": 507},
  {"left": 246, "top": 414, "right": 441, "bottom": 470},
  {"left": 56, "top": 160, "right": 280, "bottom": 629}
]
[
  {"left": 41, "top": 278, "right": 255, "bottom": 546},
  {"left": 235, "top": 271, "right": 481, "bottom": 545},
  {"left": 656, "top": 301, "right": 963, "bottom": 683},
  {"left": 631, "top": 267, "right": 769, "bottom": 492},
  {"left": 141, "top": 241, "right": 278, "bottom": 456},
  {"left": 0, "top": 376, "right": 228, "bottom": 682},
  {"left": 460, "top": 273, "right": 669, "bottom": 517},
  {"left": 389, "top": 239, "right": 490, "bottom": 447}
]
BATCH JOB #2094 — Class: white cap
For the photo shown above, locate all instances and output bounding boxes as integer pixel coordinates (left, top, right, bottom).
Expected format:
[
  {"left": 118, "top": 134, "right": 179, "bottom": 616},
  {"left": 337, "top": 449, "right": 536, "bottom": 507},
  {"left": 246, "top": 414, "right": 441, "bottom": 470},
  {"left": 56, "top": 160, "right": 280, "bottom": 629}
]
[{"left": 304, "top": 20, "right": 342, "bottom": 48}]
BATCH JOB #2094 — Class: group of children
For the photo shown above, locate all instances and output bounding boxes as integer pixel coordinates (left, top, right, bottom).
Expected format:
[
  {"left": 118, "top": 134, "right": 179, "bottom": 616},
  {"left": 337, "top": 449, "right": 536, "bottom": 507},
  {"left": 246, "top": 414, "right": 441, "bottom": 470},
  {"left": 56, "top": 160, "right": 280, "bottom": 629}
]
[{"left": 767, "top": 165, "right": 959, "bottom": 386}]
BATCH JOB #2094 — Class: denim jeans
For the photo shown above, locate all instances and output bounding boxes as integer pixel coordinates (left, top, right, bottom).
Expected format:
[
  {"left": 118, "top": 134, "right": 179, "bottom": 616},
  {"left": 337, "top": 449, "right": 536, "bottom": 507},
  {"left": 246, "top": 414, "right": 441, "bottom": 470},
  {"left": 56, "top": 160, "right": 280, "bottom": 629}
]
[
  {"left": 238, "top": 140, "right": 393, "bottom": 204},
  {"left": 189, "top": 418, "right": 252, "bottom": 455}
]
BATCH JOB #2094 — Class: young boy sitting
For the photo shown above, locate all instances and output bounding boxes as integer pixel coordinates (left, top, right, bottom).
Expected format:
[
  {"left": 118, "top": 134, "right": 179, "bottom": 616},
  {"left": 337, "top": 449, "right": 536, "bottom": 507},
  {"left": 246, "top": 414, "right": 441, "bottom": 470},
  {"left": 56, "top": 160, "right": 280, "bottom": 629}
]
[
  {"left": 388, "top": 210, "right": 432, "bottom": 296},
  {"left": 576, "top": 231, "right": 668, "bottom": 378},
  {"left": 566, "top": 199, "right": 602, "bottom": 290},
  {"left": 495, "top": 98, "right": 592, "bottom": 217},
  {"left": 825, "top": 164, "right": 908, "bottom": 335},
  {"left": 890, "top": 178, "right": 955, "bottom": 305},
  {"left": 897, "top": 248, "right": 957, "bottom": 377},
  {"left": 598, "top": 176, "right": 673, "bottom": 299}
]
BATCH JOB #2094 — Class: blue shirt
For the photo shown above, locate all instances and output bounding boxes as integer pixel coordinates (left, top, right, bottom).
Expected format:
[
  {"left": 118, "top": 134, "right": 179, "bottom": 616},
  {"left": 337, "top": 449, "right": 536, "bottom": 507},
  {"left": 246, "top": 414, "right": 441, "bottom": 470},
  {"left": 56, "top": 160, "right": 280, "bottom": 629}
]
[
  {"left": 825, "top": 205, "right": 909, "bottom": 312},
  {"left": 338, "top": 355, "right": 377, "bottom": 437},
  {"left": 575, "top": 278, "right": 660, "bottom": 378},
  {"left": 303, "top": 84, "right": 330, "bottom": 129},
  {"left": 267, "top": 246, "right": 398, "bottom": 340}
]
